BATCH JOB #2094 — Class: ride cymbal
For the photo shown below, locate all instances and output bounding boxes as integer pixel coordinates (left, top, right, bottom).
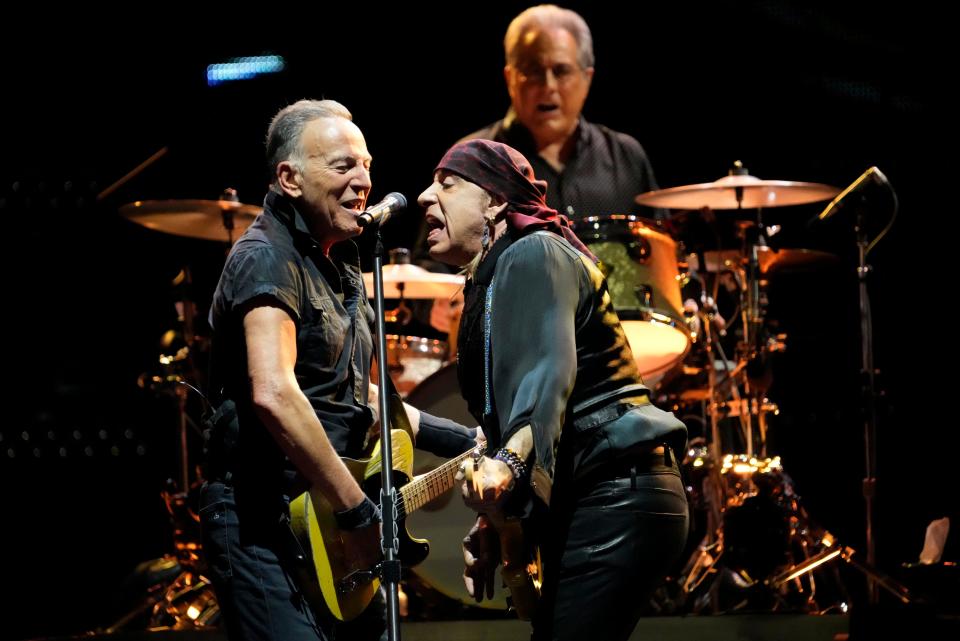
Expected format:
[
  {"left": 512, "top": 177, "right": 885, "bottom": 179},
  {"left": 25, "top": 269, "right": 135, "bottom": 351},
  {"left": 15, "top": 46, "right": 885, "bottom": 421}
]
[{"left": 637, "top": 174, "right": 839, "bottom": 210}]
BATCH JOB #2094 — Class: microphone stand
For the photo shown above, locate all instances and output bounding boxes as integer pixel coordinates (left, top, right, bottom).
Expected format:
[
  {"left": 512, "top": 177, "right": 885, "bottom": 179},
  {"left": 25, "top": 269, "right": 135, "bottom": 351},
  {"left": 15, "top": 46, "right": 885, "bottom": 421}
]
[
  {"left": 370, "top": 222, "right": 403, "bottom": 641},
  {"left": 817, "top": 170, "right": 911, "bottom": 607},
  {"left": 854, "top": 201, "right": 879, "bottom": 604}
]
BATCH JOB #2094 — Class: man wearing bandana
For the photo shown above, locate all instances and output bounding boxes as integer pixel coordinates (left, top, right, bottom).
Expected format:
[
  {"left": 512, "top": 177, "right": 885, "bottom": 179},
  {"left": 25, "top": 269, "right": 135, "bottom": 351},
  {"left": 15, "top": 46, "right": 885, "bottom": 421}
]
[{"left": 419, "top": 139, "right": 689, "bottom": 641}]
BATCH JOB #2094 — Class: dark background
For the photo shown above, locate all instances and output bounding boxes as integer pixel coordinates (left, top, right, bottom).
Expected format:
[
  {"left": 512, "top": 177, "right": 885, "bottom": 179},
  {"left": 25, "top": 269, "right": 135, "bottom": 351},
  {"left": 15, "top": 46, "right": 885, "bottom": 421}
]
[{"left": 1, "top": 3, "right": 952, "bottom": 638}]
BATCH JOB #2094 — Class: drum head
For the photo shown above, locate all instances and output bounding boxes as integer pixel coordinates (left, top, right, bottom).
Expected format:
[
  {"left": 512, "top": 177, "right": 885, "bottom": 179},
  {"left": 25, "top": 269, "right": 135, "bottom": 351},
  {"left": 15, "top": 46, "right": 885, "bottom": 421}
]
[
  {"left": 404, "top": 364, "right": 508, "bottom": 610},
  {"left": 619, "top": 318, "right": 691, "bottom": 383}
]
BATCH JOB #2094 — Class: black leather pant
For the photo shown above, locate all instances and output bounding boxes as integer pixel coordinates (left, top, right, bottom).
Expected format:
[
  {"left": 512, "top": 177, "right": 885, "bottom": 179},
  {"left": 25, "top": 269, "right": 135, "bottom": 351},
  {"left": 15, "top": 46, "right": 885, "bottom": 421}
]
[{"left": 532, "top": 453, "right": 689, "bottom": 641}]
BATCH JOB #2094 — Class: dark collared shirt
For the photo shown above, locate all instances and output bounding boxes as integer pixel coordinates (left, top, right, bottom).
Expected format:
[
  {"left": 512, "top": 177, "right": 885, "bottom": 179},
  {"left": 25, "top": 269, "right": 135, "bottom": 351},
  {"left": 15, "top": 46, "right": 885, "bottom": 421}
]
[
  {"left": 208, "top": 191, "right": 376, "bottom": 488},
  {"left": 462, "top": 111, "right": 664, "bottom": 221}
]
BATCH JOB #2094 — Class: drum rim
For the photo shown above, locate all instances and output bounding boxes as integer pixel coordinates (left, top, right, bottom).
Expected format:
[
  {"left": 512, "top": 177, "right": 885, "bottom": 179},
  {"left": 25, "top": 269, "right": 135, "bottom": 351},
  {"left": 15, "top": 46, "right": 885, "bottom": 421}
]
[
  {"left": 573, "top": 213, "right": 660, "bottom": 226},
  {"left": 386, "top": 334, "right": 449, "bottom": 348},
  {"left": 617, "top": 308, "right": 692, "bottom": 337},
  {"left": 572, "top": 214, "right": 671, "bottom": 242}
]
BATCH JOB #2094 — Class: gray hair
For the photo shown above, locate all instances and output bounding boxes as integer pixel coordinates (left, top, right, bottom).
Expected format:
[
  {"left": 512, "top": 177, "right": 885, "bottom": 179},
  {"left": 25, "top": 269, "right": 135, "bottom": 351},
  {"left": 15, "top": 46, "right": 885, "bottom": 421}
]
[
  {"left": 265, "top": 99, "right": 353, "bottom": 188},
  {"left": 504, "top": 4, "right": 595, "bottom": 70}
]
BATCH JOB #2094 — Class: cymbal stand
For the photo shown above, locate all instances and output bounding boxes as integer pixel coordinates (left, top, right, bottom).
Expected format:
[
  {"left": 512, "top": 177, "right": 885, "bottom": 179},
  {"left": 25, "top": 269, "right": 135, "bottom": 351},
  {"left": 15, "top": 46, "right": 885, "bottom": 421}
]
[
  {"left": 171, "top": 265, "right": 203, "bottom": 493},
  {"left": 728, "top": 161, "right": 764, "bottom": 458},
  {"left": 139, "top": 282, "right": 204, "bottom": 494},
  {"left": 146, "top": 267, "right": 223, "bottom": 629},
  {"left": 732, "top": 209, "right": 777, "bottom": 459},
  {"left": 218, "top": 188, "right": 241, "bottom": 245},
  {"left": 383, "top": 248, "right": 413, "bottom": 327},
  {"left": 107, "top": 270, "right": 216, "bottom": 634}
]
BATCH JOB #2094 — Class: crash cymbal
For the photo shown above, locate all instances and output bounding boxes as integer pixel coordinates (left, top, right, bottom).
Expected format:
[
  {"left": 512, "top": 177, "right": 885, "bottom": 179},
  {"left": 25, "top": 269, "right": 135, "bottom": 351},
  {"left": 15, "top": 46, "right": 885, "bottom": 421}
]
[
  {"left": 362, "top": 264, "right": 465, "bottom": 299},
  {"left": 703, "top": 247, "right": 838, "bottom": 274},
  {"left": 120, "top": 199, "right": 262, "bottom": 242},
  {"left": 636, "top": 174, "right": 840, "bottom": 210}
]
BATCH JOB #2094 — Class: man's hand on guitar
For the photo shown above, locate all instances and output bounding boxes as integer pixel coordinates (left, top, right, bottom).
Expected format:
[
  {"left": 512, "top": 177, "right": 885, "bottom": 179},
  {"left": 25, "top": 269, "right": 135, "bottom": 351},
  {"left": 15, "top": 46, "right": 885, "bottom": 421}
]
[
  {"left": 456, "top": 454, "right": 515, "bottom": 511},
  {"left": 462, "top": 514, "right": 500, "bottom": 602}
]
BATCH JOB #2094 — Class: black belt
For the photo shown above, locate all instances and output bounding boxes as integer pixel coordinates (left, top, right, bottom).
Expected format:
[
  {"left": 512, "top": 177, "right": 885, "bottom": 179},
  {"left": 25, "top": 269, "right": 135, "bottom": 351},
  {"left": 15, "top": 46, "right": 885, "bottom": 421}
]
[{"left": 577, "top": 443, "right": 677, "bottom": 488}]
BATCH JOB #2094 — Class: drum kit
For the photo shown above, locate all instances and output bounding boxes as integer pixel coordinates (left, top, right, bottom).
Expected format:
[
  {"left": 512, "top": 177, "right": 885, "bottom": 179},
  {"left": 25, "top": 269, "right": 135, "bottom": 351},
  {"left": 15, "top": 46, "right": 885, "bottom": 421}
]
[
  {"left": 102, "top": 191, "right": 263, "bottom": 631},
  {"left": 112, "top": 162, "right": 904, "bottom": 627},
  {"left": 611, "top": 163, "right": 908, "bottom": 613}
]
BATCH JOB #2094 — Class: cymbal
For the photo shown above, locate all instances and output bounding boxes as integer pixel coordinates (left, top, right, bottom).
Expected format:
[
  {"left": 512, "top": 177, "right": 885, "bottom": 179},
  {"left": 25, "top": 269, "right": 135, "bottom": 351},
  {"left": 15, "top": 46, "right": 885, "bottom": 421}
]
[
  {"left": 362, "top": 264, "right": 465, "bottom": 299},
  {"left": 703, "top": 247, "right": 838, "bottom": 274},
  {"left": 636, "top": 174, "right": 839, "bottom": 210},
  {"left": 120, "top": 199, "right": 262, "bottom": 242}
]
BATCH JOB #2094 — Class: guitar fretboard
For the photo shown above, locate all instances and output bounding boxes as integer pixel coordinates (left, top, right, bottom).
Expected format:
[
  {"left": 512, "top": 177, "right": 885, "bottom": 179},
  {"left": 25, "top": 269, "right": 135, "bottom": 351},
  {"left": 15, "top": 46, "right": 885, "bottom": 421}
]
[{"left": 397, "top": 445, "right": 480, "bottom": 518}]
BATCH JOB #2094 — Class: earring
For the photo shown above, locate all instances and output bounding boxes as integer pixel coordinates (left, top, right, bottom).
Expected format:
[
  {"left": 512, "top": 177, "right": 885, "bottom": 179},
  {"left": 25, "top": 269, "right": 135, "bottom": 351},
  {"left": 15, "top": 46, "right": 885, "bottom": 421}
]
[{"left": 482, "top": 216, "right": 496, "bottom": 250}]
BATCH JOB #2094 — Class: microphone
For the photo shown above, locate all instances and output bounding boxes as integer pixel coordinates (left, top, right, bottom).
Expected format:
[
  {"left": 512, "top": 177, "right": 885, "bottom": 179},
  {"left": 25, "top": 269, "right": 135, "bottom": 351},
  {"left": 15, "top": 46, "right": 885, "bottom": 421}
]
[
  {"left": 357, "top": 192, "right": 407, "bottom": 227},
  {"left": 818, "top": 166, "right": 889, "bottom": 221}
]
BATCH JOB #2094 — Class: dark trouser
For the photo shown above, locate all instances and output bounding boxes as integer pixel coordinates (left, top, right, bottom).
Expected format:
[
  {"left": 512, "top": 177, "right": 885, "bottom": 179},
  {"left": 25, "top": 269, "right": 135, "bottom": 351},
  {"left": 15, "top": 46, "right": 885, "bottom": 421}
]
[
  {"left": 199, "top": 482, "right": 387, "bottom": 641},
  {"left": 532, "top": 452, "right": 689, "bottom": 641}
]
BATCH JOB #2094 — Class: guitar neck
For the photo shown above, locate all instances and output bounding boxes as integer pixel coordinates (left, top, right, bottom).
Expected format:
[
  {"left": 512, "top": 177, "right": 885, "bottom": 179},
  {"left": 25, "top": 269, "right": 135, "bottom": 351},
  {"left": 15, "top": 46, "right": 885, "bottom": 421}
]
[{"left": 398, "top": 445, "right": 480, "bottom": 518}]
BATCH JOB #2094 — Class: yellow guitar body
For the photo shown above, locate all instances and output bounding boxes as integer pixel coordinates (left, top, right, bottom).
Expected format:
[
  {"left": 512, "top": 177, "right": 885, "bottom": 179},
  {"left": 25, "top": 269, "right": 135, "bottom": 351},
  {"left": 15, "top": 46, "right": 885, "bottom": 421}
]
[{"left": 289, "top": 430, "right": 416, "bottom": 621}]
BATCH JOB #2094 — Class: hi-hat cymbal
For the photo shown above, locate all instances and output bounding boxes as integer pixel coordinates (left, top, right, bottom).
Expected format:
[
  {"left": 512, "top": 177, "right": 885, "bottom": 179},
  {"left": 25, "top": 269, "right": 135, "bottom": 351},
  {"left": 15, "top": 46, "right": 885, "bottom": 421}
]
[
  {"left": 703, "top": 247, "right": 838, "bottom": 274},
  {"left": 636, "top": 174, "right": 839, "bottom": 210},
  {"left": 120, "top": 199, "right": 262, "bottom": 242},
  {"left": 362, "top": 264, "right": 465, "bottom": 299}
]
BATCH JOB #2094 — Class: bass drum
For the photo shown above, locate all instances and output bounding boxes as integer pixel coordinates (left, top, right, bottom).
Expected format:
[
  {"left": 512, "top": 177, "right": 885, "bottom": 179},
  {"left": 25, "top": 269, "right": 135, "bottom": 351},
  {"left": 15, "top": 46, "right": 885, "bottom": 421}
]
[{"left": 404, "top": 363, "right": 508, "bottom": 610}]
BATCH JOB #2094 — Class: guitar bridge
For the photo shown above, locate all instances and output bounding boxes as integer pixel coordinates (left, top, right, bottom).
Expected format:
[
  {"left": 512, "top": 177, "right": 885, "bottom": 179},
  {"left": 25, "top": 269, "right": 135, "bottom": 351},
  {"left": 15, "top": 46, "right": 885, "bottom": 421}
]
[{"left": 337, "top": 569, "right": 376, "bottom": 595}]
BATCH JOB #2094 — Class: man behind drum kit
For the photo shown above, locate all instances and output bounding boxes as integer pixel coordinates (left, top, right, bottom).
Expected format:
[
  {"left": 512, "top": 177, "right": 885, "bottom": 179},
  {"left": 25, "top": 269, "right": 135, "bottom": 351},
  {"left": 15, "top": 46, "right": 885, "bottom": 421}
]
[
  {"left": 418, "top": 4, "right": 671, "bottom": 344},
  {"left": 460, "top": 4, "right": 664, "bottom": 221}
]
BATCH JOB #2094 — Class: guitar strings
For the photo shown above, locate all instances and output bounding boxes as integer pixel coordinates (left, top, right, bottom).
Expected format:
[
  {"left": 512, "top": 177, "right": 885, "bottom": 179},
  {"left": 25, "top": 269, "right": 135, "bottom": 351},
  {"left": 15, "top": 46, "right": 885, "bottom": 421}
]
[{"left": 394, "top": 447, "right": 478, "bottom": 517}]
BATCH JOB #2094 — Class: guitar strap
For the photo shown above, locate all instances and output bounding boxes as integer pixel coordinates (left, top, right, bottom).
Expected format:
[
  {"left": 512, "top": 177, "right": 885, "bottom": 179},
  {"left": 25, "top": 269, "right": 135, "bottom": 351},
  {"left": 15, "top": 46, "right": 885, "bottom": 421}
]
[
  {"left": 361, "top": 351, "right": 415, "bottom": 457},
  {"left": 383, "top": 368, "right": 413, "bottom": 435}
]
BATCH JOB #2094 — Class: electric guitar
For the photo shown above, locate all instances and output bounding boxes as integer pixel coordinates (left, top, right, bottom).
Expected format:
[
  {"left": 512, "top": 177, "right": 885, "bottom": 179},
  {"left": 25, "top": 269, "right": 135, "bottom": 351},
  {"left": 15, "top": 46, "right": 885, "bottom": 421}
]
[
  {"left": 476, "top": 459, "right": 547, "bottom": 621},
  {"left": 485, "top": 509, "right": 543, "bottom": 621},
  {"left": 289, "top": 431, "right": 482, "bottom": 621}
]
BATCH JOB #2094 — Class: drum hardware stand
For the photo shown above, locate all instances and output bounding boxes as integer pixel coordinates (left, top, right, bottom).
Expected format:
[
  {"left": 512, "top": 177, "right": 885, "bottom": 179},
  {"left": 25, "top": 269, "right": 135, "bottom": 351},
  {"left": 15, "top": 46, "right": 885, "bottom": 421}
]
[
  {"left": 383, "top": 248, "right": 414, "bottom": 327},
  {"left": 671, "top": 205, "right": 798, "bottom": 614},
  {"left": 136, "top": 266, "right": 208, "bottom": 495},
  {"left": 169, "top": 265, "right": 205, "bottom": 494},
  {"left": 105, "top": 269, "right": 220, "bottom": 633},
  {"left": 766, "top": 538, "right": 914, "bottom": 606}
]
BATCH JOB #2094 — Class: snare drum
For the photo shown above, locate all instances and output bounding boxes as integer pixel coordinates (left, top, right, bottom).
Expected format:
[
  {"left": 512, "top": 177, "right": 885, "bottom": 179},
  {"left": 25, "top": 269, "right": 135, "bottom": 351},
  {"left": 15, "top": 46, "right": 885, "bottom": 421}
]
[{"left": 574, "top": 215, "right": 691, "bottom": 382}]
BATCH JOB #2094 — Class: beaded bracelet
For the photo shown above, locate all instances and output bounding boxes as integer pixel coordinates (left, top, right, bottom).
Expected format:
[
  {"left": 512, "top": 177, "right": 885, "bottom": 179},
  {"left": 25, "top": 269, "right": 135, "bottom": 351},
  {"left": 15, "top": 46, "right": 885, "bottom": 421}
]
[{"left": 494, "top": 447, "right": 528, "bottom": 481}]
